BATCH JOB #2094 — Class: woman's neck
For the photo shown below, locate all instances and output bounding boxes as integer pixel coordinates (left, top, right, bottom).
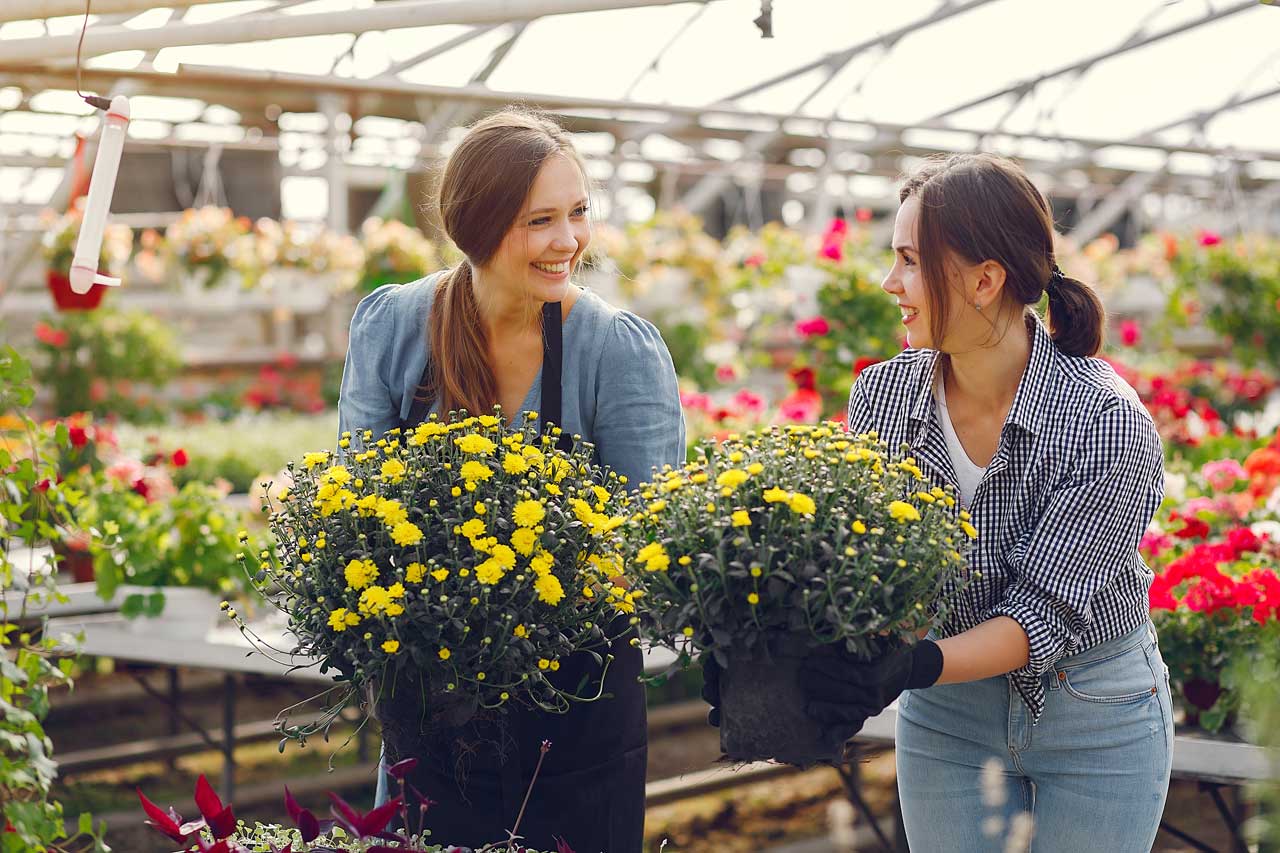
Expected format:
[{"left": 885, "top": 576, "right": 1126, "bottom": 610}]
[
  {"left": 944, "top": 313, "right": 1032, "bottom": 411},
  {"left": 470, "top": 267, "right": 540, "bottom": 341}
]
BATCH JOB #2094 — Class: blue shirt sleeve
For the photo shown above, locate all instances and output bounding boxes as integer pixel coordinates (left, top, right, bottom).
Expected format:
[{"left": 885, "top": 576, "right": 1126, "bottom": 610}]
[
  {"left": 337, "top": 284, "right": 403, "bottom": 449},
  {"left": 592, "top": 312, "right": 686, "bottom": 489}
]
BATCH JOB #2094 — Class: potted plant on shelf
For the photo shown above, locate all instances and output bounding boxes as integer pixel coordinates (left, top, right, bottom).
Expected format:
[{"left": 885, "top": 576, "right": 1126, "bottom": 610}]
[
  {"left": 163, "top": 205, "right": 252, "bottom": 300},
  {"left": 39, "top": 201, "right": 133, "bottom": 311},
  {"left": 238, "top": 411, "right": 637, "bottom": 798},
  {"left": 621, "top": 424, "right": 975, "bottom": 765},
  {"left": 30, "top": 307, "right": 182, "bottom": 419},
  {"left": 358, "top": 216, "right": 439, "bottom": 294},
  {"left": 71, "top": 445, "right": 260, "bottom": 635}
]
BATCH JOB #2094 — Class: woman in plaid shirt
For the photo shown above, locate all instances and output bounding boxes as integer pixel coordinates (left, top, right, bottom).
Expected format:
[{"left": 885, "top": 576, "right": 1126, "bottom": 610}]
[{"left": 804, "top": 154, "right": 1172, "bottom": 850}]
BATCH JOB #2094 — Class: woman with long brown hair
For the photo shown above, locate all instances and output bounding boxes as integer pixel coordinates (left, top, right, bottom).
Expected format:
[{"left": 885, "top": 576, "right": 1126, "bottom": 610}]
[
  {"left": 338, "top": 108, "right": 685, "bottom": 853},
  {"left": 704, "top": 153, "right": 1173, "bottom": 851}
]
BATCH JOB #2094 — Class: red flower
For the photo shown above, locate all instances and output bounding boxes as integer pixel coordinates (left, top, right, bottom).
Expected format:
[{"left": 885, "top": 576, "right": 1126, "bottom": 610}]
[
  {"left": 1118, "top": 320, "right": 1141, "bottom": 347},
  {"left": 788, "top": 366, "right": 816, "bottom": 391},
  {"left": 34, "top": 322, "right": 69, "bottom": 348},
  {"left": 1198, "top": 230, "right": 1222, "bottom": 247},
  {"left": 852, "top": 356, "right": 882, "bottom": 376},
  {"left": 1148, "top": 575, "right": 1178, "bottom": 612},
  {"left": 855, "top": 207, "right": 873, "bottom": 223},
  {"left": 714, "top": 364, "right": 737, "bottom": 384},
  {"left": 68, "top": 425, "right": 88, "bottom": 448},
  {"left": 744, "top": 252, "right": 765, "bottom": 268},
  {"left": 794, "top": 316, "right": 831, "bottom": 338},
  {"left": 171, "top": 448, "right": 189, "bottom": 467},
  {"left": 132, "top": 478, "right": 150, "bottom": 500},
  {"left": 34, "top": 478, "right": 51, "bottom": 493},
  {"left": 730, "top": 389, "right": 765, "bottom": 415},
  {"left": 1171, "top": 515, "right": 1210, "bottom": 540},
  {"left": 1226, "top": 526, "right": 1262, "bottom": 557}
]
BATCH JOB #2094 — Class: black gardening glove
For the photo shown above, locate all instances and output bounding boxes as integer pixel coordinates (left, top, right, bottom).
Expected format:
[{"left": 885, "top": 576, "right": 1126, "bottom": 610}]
[
  {"left": 700, "top": 654, "right": 722, "bottom": 728},
  {"left": 798, "top": 639, "right": 943, "bottom": 743}
]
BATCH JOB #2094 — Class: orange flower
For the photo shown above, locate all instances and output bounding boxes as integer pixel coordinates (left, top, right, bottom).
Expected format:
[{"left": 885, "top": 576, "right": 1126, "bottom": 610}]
[{"left": 1244, "top": 446, "right": 1280, "bottom": 497}]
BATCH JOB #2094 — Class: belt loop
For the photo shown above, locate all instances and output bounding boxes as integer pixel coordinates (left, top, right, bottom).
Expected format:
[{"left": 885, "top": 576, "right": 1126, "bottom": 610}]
[{"left": 1047, "top": 669, "right": 1063, "bottom": 691}]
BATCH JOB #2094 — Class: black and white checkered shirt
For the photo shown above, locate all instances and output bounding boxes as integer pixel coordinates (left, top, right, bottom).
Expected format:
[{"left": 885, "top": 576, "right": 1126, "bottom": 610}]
[{"left": 847, "top": 315, "right": 1165, "bottom": 722}]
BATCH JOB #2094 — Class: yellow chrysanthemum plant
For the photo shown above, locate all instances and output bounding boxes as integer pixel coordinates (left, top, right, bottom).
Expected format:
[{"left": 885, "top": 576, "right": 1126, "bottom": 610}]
[
  {"left": 237, "top": 410, "right": 639, "bottom": 749},
  {"left": 620, "top": 424, "right": 977, "bottom": 763}
]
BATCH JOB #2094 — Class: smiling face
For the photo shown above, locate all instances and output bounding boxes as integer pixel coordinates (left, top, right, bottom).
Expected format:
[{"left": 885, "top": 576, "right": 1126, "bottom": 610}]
[
  {"left": 482, "top": 153, "right": 591, "bottom": 305},
  {"left": 882, "top": 195, "right": 1006, "bottom": 353},
  {"left": 882, "top": 196, "right": 939, "bottom": 349}
]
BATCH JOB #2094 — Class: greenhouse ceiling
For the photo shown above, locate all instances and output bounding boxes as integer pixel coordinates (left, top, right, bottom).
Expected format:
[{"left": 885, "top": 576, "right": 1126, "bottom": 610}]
[{"left": 1, "top": 0, "right": 1278, "bottom": 230}]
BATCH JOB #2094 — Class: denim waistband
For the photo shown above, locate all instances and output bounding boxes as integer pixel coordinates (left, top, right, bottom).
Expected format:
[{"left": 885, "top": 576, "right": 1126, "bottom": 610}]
[{"left": 1053, "top": 620, "right": 1153, "bottom": 669}]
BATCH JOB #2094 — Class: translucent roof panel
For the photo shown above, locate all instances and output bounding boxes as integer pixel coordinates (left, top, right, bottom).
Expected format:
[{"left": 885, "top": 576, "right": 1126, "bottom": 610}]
[{"left": 1, "top": 0, "right": 1276, "bottom": 180}]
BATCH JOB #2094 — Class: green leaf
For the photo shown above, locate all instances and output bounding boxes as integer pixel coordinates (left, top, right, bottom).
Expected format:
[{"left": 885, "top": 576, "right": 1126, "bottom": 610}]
[
  {"left": 120, "top": 593, "right": 145, "bottom": 619},
  {"left": 145, "top": 591, "right": 166, "bottom": 617}
]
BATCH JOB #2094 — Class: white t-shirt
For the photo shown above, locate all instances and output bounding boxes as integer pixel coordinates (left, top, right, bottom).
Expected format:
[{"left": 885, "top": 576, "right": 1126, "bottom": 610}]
[{"left": 934, "top": 374, "right": 986, "bottom": 509}]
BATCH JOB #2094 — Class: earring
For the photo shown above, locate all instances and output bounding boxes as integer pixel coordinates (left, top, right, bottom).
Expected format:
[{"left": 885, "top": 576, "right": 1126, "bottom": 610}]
[{"left": 974, "top": 302, "right": 983, "bottom": 312}]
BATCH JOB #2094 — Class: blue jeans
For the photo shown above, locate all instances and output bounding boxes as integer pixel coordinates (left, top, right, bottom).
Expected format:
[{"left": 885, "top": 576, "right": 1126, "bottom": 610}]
[{"left": 896, "top": 621, "right": 1173, "bottom": 852}]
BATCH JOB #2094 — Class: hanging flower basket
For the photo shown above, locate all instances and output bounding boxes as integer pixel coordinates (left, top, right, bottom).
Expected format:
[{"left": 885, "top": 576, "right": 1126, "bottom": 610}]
[{"left": 46, "top": 269, "right": 108, "bottom": 311}]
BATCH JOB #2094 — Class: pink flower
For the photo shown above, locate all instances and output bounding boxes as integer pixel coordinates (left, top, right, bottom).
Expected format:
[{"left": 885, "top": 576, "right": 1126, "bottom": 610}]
[
  {"left": 1119, "top": 320, "right": 1141, "bottom": 347},
  {"left": 744, "top": 253, "right": 765, "bottom": 268},
  {"left": 679, "top": 391, "right": 711, "bottom": 413},
  {"left": 1200, "top": 459, "right": 1247, "bottom": 492},
  {"left": 106, "top": 457, "right": 145, "bottom": 487},
  {"left": 35, "top": 322, "right": 69, "bottom": 348},
  {"left": 1198, "top": 230, "right": 1222, "bottom": 247},
  {"left": 1139, "top": 531, "right": 1174, "bottom": 559},
  {"left": 855, "top": 207, "right": 873, "bottom": 223},
  {"left": 714, "top": 364, "right": 738, "bottom": 384},
  {"left": 731, "top": 389, "right": 765, "bottom": 415},
  {"left": 794, "top": 316, "right": 831, "bottom": 338},
  {"left": 777, "top": 389, "right": 821, "bottom": 424},
  {"left": 819, "top": 242, "right": 843, "bottom": 262}
]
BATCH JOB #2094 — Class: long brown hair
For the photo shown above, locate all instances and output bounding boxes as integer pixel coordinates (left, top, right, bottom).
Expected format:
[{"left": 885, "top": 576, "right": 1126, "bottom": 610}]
[
  {"left": 426, "top": 107, "right": 590, "bottom": 416},
  {"left": 900, "top": 153, "right": 1105, "bottom": 357}
]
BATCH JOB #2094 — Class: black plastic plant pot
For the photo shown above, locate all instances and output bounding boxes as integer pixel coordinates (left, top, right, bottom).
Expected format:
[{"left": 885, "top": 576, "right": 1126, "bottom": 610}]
[
  {"left": 368, "top": 670, "right": 480, "bottom": 766},
  {"left": 718, "top": 634, "right": 848, "bottom": 767}
]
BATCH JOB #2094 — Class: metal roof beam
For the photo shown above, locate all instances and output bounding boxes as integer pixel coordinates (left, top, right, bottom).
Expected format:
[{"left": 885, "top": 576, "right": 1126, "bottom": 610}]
[
  {"left": 712, "top": 0, "right": 999, "bottom": 106},
  {"left": 927, "top": 0, "right": 1258, "bottom": 122},
  {"left": 0, "top": 0, "right": 714, "bottom": 65}
]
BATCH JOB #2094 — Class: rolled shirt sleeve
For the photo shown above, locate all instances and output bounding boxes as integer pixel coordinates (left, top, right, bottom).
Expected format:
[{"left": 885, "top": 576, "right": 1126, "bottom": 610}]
[
  {"left": 337, "top": 284, "right": 403, "bottom": 449},
  {"left": 989, "top": 399, "right": 1165, "bottom": 718},
  {"left": 591, "top": 312, "right": 686, "bottom": 489}
]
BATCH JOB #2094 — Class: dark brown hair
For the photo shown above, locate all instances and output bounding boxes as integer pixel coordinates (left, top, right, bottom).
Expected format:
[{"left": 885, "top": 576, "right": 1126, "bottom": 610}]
[
  {"left": 427, "top": 107, "right": 589, "bottom": 416},
  {"left": 899, "top": 153, "right": 1105, "bottom": 357}
]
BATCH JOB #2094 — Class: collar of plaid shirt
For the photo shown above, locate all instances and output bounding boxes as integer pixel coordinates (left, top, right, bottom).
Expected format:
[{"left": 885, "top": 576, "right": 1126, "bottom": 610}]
[{"left": 901, "top": 313, "right": 1054, "bottom": 492}]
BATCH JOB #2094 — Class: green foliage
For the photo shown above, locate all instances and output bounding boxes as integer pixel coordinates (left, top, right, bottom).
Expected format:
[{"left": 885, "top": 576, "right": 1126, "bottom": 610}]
[
  {"left": 115, "top": 412, "right": 338, "bottom": 494},
  {"left": 0, "top": 346, "right": 110, "bottom": 852},
  {"left": 620, "top": 425, "right": 975, "bottom": 667},
  {"left": 31, "top": 309, "right": 182, "bottom": 419},
  {"left": 1166, "top": 233, "right": 1280, "bottom": 367},
  {"left": 75, "top": 479, "right": 257, "bottom": 607}
]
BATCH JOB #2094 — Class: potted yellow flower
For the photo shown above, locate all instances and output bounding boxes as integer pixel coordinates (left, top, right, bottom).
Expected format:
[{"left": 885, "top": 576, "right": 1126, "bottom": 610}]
[
  {"left": 621, "top": 425, "right": 975, "bottom": 765},
  {"left": 244, "top": 412, "right": 638, "bottom": 754}
]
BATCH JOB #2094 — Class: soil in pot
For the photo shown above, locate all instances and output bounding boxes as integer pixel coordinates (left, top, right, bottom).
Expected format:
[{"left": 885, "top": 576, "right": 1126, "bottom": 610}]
[{"left": 718, "top": 634, "right": 848, "bottom": 767}]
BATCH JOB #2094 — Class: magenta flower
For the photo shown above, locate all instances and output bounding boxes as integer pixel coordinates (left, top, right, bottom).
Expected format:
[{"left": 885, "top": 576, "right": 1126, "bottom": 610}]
[
  {"left": 1198, "top": 230, "right": 1222, "bottom": 247},
  {"left": 794, "top": 316, "right": 831, "bottom": 338},
  {"left": 1118, "top": 319, "right": 1141, "bottom": 347},
  {"left": 715, "top": 364, "right": 738, "bottom": 383}
]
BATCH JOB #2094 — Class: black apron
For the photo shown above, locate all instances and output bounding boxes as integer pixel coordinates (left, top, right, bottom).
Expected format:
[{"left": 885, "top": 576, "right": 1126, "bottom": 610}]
[{"left": 392, "top": 300, "right": 647, "bottom": 853}]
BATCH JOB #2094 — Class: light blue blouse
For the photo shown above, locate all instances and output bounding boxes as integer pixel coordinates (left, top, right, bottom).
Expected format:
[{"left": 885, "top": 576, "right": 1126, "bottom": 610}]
[{"left": 337, "top": 272, "right": 686, "bottom": 488}]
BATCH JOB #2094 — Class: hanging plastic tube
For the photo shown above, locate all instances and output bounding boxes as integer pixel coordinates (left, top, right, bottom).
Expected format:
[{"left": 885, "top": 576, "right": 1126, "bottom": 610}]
[{"left": 69, "top": 94, "right": 130, "bottom": 295}]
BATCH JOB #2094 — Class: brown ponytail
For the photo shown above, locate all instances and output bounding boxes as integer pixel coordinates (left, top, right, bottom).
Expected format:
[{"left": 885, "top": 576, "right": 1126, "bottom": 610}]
[
  {"left": 901, "top": 153, "right": 1107, "bottom": 357},
  {"left": 424, "top": 107, "right": 590, "bottom": 416},
  {"left": 1045, "top": 272, "right": 1106, "bottom": 357}
]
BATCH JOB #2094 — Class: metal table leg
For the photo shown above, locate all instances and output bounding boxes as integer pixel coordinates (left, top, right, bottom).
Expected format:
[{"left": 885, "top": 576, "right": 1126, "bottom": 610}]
[{"left": 222, "top": 674, "right": 237, "bottom": 801}]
